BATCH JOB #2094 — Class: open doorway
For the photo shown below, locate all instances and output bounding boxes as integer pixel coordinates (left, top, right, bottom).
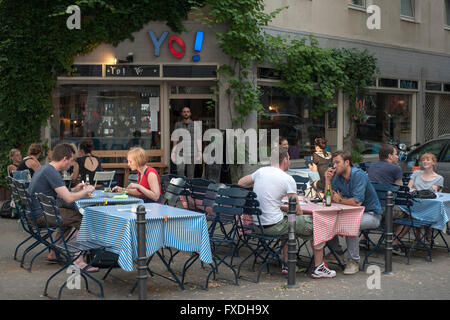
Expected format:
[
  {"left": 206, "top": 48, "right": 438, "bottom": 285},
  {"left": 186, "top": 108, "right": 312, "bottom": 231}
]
[{"left": 169, "top": 99, "right": 215, "bottom": 178}]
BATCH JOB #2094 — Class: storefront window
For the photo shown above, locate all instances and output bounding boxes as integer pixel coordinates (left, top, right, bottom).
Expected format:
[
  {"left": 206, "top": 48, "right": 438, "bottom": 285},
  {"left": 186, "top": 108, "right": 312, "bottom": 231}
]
[
  {"left": 51, "top": 85, "right": 161, "bottom": 150},
  {"left": 259, "top": 86, "right": 326, "bottom": 159},
  {"left": 356, "top": 92, "right": 412, "bottom": 154}
]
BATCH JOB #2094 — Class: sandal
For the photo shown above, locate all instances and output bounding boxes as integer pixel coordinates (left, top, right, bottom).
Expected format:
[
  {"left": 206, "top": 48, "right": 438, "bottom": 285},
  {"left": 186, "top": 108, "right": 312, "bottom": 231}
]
[{"left": 74, "top": 261, "right": 99, "bottom": 273}]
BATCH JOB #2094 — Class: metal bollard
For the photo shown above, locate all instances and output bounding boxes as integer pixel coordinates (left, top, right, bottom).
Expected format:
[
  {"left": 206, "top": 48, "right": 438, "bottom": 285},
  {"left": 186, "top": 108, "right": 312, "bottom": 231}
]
[
  {"left": 136, "top": 205, "right": 147, "bottom": 300},
  {"left": 287, "top": 196, "right": 299, "bottom": 288},
  {"left": 384, "top": 191, "right": 394, "bottom": 275}
]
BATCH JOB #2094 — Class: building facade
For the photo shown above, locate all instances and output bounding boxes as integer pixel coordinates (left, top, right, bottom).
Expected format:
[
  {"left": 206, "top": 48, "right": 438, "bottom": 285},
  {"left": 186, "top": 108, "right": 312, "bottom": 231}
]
[{"left": 47, "top": 0, "right": 450, "bottom": 174}]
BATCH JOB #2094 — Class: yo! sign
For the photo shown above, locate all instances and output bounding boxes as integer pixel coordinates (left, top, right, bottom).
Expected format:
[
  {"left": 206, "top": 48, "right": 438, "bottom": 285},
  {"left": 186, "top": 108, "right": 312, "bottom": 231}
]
[{"left": 148, "top": 30, "right": 204, "bottom": 62}]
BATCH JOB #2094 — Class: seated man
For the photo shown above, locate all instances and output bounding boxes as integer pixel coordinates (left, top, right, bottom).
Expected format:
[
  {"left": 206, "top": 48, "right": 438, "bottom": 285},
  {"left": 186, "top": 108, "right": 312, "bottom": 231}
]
[
  {"left": 238, "top": 147, "right": 336, "bottom": 279},
  {"left": 28, "top": 143, "right": 96, "bottom": 271},
  {"left": 367, "top": 143, "right": 406, "bottom": 254},
  {"left": 367, "top": 144, "right": 403, "bottom": 185},
  {"left": 325, "top": 151, "right": 382, "bottom": 275}
]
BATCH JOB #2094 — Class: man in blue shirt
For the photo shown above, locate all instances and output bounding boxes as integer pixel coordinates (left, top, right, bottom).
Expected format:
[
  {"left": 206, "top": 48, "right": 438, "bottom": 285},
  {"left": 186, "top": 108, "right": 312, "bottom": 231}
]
[
  {"left": 324, "top": 151, "right": 382, "bottom": 275},
  {"left": 367, "top": 144, "right": 403, "bottom": 185}
]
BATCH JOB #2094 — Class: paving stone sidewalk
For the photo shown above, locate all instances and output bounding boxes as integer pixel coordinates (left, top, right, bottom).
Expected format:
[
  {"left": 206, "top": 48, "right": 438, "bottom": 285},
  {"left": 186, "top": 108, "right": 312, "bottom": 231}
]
[{"left": 1, "top": 217, "right": 449, "bottom": 301}]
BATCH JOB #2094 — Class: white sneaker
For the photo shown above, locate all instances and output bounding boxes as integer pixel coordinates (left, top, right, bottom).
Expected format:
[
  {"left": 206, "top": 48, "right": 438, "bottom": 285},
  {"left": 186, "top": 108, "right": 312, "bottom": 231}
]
[{"left": 311, "top": 262, "right": 336, "bottom": 279}]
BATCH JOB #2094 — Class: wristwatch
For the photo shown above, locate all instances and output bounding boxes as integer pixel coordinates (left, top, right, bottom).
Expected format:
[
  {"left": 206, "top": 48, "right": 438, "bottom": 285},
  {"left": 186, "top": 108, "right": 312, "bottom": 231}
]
[{"left": 338, "top": 197, "right": 343, "bottom": 204}]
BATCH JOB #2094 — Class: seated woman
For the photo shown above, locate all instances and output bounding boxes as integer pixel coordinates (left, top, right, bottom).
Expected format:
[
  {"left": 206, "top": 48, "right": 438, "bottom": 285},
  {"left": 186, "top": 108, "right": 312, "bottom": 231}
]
[
  {"left": 16, "top": 143, "right": 42, "bottom": 178},
  {"left": 392, "top": 152, "right": 444, "bottom": 254},
  {"left": 72, "top": 139, "right": 101, "bottom": 185},
  {"left": 113, "top": 147, "right": 162, "bottom": 203},
  {"left": 308, "top": 138, "right": 332, "bottom": 195},
  {"left": 408, "top": 153, "right": 443, "bottom": 192},
  {"left": 7, "top": 148, "right": 22, "bottom": 177}
]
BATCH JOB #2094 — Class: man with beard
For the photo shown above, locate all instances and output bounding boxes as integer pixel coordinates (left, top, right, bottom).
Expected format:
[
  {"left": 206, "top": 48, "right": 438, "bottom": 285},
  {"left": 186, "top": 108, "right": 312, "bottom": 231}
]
[
  {"left": 171, "top": 106, "right": 202, "bottom": 178},
  {"left": 324, "top": 151, "right": 382, "bottom": 275}
]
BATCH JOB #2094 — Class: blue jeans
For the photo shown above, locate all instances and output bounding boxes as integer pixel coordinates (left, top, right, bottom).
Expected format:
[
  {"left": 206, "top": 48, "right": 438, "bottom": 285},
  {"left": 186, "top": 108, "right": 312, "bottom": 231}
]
[{"left": 327, "top": 211, "right": 382, "bottom": 262}]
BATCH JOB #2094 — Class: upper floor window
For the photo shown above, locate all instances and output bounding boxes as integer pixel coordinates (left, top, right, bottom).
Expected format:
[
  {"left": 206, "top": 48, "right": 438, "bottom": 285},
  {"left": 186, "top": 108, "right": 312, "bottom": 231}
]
[
  {"left": 445, "top": 0, "right": 450, "bottom": 27},
  {"left": 348, "top": 0, "right": 366, "bottom": 10},
  {"left": 401, "top": 0, "right": 415, "bottom": 19}
]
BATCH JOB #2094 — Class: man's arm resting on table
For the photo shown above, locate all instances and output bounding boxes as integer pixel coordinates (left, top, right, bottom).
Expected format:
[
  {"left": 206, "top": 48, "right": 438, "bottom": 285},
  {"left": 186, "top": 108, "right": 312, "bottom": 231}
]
[
  {"left": 55, "top": 185, "right": 94, "bottom": 204},
  {"left": 332, "top": 191, "right": 362, "bottom": 206}
]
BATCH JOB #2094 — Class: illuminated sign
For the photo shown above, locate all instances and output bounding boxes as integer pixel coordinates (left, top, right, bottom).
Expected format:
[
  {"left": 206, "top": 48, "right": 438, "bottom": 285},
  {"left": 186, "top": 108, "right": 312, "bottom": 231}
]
[{"left": 148, "top": 30, "right": 204, "bottom": 61}]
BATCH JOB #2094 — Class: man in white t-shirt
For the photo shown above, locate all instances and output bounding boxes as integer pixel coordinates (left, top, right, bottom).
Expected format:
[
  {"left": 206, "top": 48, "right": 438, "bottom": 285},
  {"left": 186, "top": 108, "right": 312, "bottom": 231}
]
[{"left": 238, "top": 148, "right": 335, "bottom": 279}]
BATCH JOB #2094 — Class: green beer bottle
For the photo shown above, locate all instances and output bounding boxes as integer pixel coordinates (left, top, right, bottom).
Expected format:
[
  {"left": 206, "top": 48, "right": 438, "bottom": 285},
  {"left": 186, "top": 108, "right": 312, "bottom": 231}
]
[{"left": 325, "top": 184, "right": 332, "bottom": 206}]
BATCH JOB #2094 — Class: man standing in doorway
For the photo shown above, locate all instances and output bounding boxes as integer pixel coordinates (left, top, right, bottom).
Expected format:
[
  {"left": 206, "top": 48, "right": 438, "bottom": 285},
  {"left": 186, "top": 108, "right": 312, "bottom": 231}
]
[{"left": 171, "top": 106, "right": 202, "bottom": 178}]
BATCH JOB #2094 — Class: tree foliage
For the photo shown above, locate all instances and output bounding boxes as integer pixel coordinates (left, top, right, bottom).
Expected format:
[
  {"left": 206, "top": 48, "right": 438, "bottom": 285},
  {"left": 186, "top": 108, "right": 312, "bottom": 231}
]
[{"left": 0, "top": 0, "right": 199, "bottom": 185}]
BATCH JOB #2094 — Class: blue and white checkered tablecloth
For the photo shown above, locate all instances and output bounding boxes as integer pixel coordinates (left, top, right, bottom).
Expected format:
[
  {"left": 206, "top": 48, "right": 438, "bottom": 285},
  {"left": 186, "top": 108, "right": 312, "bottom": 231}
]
[
  {"left": 74, "top": 190, "right": 144, "bottom": 210},
  {"left": 78, "top": 203, "right": 212, "bottom": 272},
  {"left": 287, "top": 168, "right": 320, "bottom": 182},
  {"left": 399, "top": 192, "right": 450, "bottom": 230}
]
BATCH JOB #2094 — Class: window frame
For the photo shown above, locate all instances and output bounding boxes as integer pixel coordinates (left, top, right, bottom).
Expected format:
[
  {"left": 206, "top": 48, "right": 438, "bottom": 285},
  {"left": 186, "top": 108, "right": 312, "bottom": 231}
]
[
  {"left": 348, "top": 0, "right": 367, "bottom": 12},
  {"left": 400, "top": 0, "right": 419, "bottom": 23},
  {"left": 444, "top": 0, "right": 450, "bottom": 29}
]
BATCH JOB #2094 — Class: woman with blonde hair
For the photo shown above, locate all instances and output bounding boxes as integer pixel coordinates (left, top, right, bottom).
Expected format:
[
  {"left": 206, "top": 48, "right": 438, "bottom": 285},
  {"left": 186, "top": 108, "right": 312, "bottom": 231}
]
[
  {"left": 16, "top": 143, "right": 42, "bottom": 178},
  {"left": 113, "top": 147, "right": 162, "bottom": 203},
  {"left": 392, "top": 152, "right": 444, "bottom": 255},
  {"left": 408, "top": 153, "right": 443, "bottom": 192}
]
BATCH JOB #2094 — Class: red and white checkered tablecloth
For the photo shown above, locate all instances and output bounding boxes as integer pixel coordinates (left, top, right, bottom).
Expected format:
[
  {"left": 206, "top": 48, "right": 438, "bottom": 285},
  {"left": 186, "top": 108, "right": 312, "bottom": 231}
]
[{"left": 301, "top": 202, "right": 365, "bottom": 247}]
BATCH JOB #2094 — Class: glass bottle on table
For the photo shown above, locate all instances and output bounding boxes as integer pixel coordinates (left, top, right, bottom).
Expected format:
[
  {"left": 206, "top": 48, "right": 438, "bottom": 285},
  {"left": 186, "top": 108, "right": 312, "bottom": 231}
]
[{"left": 325, "top": 184, "right": 332, "bottom": 207}]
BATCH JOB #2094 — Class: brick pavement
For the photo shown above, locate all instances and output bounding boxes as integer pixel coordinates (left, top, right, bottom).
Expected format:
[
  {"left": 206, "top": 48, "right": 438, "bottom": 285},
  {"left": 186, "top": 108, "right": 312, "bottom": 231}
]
[{"left": 0, "top": 217, "right": 449, "bottom": 301}]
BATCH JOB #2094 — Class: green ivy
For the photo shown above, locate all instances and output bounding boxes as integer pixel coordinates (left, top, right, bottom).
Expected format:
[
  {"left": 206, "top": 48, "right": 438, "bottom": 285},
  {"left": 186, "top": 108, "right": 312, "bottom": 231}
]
[
  {"left": 197, "top": 1, "right": 377, "bottom": 131},
  {"left": 194, "top": 0, "right": 286, "bottom": 126},
  {"left": 0, "top": 0, "right": 200, "bottom": 186}
]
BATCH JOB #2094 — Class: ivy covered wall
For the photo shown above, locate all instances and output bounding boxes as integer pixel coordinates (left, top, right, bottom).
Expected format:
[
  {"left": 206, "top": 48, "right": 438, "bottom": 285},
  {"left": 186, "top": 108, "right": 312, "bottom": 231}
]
[{"left": 0, "top": 0, "right": 201, "bottom": 185}]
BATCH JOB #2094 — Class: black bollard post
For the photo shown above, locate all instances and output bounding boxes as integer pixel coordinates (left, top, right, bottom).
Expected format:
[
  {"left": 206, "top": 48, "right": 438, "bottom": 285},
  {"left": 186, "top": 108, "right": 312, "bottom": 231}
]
[
  {"left": 384, "top": 191, "right": 394, "bottom": 275},
  {"left": 287, "top": 196, "right": 299, "bottom": 288},
  {"left": 136, "top": 205, "right": 147, "bottom": 300}
]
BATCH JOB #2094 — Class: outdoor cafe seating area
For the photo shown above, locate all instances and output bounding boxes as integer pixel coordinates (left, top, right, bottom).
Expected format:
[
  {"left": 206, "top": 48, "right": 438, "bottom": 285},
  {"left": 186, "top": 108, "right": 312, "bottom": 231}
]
[{"left": 4, "top": 166, "right": 450, "bottom": 299}]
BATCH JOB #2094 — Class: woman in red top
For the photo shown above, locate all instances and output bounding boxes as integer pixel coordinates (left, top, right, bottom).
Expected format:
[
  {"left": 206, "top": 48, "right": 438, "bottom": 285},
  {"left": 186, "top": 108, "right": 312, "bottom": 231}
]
[{"left": 113, "top": 147, "right": 162, "bottom": 203}]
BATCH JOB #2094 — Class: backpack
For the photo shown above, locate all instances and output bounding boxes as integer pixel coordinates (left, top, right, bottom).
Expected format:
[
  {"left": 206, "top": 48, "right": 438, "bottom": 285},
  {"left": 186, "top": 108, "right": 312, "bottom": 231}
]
[
  {"left": 0, "top": 200, "right": 19, "bottom": 219},
  {"left": 411, "top": 190, "right": 437, "bottom": 199},
  {"left": 86, "top": 249, "right": 119, "bottom": 268}
]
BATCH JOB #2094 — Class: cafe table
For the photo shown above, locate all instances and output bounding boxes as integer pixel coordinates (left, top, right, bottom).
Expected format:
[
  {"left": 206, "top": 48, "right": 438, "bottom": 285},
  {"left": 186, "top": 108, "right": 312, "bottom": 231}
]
[
  {"left": 74, "top": 190, "right": 144, "bottom": 213},
  {"left": 300, "top": 201, "right": 365, "bottom": 248},
  {"left": 399, "top": 192, "right": 450, "bottom": 231},
  {"left": 287, "top": 168, "right": 320, "bottom": 182},
  {"left": 77, "top": 202, "right": 213, "bottom": 289}
]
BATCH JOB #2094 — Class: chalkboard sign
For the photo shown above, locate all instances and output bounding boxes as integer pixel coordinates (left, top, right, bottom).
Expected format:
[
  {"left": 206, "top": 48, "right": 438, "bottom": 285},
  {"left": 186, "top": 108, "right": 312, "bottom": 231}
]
[
  {"left": 163, "top": 65, "right": 217, "bottom": 78},
  {"left": 106, "top": 65, "right": 160, "bottom": 77}
]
